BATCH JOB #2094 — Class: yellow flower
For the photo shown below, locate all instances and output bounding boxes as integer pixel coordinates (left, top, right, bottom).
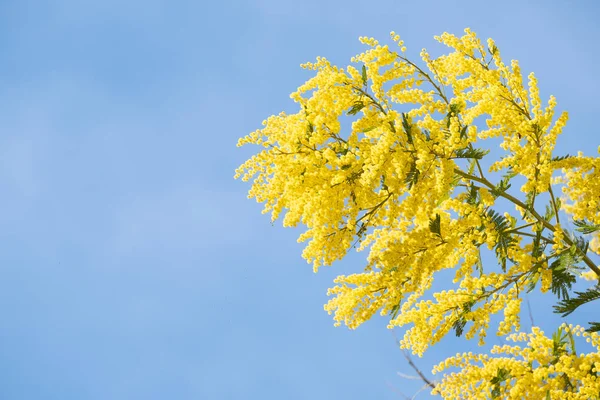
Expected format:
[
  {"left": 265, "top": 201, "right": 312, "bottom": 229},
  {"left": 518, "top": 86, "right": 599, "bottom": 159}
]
[{"left": 237, "top": 28, "right": 600, "bottom": 399}]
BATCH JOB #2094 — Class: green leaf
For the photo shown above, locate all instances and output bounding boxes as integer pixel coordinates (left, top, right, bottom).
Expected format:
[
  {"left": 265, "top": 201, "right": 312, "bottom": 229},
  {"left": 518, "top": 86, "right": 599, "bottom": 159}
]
[
  {"left": 485, "top": 209, "right": 517, "bottom": 272},
  {"left": 526, "top": 272, "right": 540, "bottom": 293},
  {"left": 466, "top": 184, "right": 479, "bottom": 206},
  {"left": 452, "top": 316, "right": 467, "bottom": 337},
  {"left": 566, "top": 232, "right": 590, "bottom": 256},
  {"left": 446, "top": 103, "right": 462, "bottom": 128},
  {"left": 405, "top": 160, "right": 420, "bottom": 190},
  {"left": 388, "top": 278, "right": 409, "bottom": 320},
  {"left": 562, "top": 374, "right": 574, "bottom": 391},
  {"left": 475, "top": 248, "right": 483, "bottom": 276},
  {"left": 527, "top": 229, "right": 550, "bottom": 292},
  {"left": 356, "top": 222, "right": 367, "bottom": 237},
  {"left": 429, "top": 213, "right": 442, "bottom": 237},
  {"left": 467, "top": 158, "right": 477, "bottom": 175},
  {"left": 389, "top": 303, "right": 401, "bottom": 319},
  {"left": 532, "top": 229, "right": 544, "bottom": 258},
  {"left": 551, "top": 154, "right": 572, "bottom": 162},
  {"left": 362, "top": 126, "right": 377, "bottom": 133},
  {"left": 549, "top": 255, "right": 579, "bottom": 300},
  {"left": 554, "top": 284, "right": 600, "bottom": 317},
  {"left": 551, "top": 326, "right": 568, "bottom": 360},
  {"left": 401, "top": 113, "right": 413, "bottom": 145},
  {"left": 586, "top": 322, "right": 600, "bottom": 333},
  {"left": 523, "top": 191, "right": 537, "bottom": 221},
  {"left": 452, "top": 147, "right": 490, "bottom": 160},
  {"left": 422, "top": 129, "right": 431, "bottom": 141},
  {"left": 449, "top": 103, "right": 461, "bottom": 115},
  {"left": 361, "top": 65, "right": 368, "bottom": 86},
  {"left": 503, "top": 167, "right": 518, "bottom": 180},
  {"left": 491, "top": 178, "right": 512, "bottom": 197},
  {"left": 544, "top": 203, "right": 555, "bottom": 222},
  {"left": 347, "top": 101, "right": 365, "bottom": 116},
  {"left": 380, "top": 175, "right": 388, "bottom": 192},
  {"left": 337, "top": 147, "right": 349, "bottom": 157},
  {"left": 388, "top": 121, "right": 397, "bottom": 133},
  {"left": 573, "top": 219, "right": 600, "bottom": 235},
  {"left": 490, "top": 367, "right": 512, "bottom": 398},
  {"left": 452, "top": 299, "right": 475, "bottom": 337}
]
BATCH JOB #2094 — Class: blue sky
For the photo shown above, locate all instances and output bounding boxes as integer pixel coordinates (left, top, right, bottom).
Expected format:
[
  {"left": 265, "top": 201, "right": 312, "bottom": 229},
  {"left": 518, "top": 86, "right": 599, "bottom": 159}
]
[{"left": 0, "top": 0, "right": 599, "bottom": 399}]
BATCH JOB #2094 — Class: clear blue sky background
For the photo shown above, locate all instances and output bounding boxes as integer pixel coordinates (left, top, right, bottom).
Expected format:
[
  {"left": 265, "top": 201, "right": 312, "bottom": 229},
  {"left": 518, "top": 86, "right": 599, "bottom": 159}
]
[{"left": 0, "top": 1, "right": 599, "bottom": 399}]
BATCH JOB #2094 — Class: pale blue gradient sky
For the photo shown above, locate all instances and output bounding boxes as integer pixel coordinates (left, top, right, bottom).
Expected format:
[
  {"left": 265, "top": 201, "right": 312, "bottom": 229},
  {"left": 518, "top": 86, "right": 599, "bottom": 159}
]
[{"left": 0, "top": 1, "right": 598, "bottom": 399}]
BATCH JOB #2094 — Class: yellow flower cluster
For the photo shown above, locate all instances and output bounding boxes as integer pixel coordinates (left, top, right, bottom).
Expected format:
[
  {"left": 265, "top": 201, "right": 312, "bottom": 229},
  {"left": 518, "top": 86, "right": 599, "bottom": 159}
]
[
  {"left": 433, "top": 325, "right": 600, "bottom": 399},
  {"left": 236, "top": 28, "right": 600, "bottom": 397},
  {"left": 558, "top": 152, "right": 600, "bottom": 255}
]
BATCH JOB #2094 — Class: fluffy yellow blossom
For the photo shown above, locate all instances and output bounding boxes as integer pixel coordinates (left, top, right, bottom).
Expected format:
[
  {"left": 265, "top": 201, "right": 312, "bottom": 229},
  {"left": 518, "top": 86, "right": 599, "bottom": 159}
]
[
  {"left": 433, "top": 325, "right": 600, "bottom": 399},
  {"left": 237, "top": 29, "right": 600, "bottom": 398}
]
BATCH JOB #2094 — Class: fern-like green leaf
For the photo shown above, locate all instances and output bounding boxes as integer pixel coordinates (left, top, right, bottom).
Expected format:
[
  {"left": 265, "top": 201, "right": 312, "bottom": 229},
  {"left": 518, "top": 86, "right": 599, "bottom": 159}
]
[
  {"left": 490, "top": 179, "right": 512, "bottom": 197},
  {"left": 554, "top": 285, "right": 600, "bottom": 317},
  {"left": 405, "top": 160, "right": 419, "bottom": 190},
  {"left": 551, "top": 154, "right": 572, "bottom": 162},
  {"left": 586, "top": 322, "right": 600, "bottom": 333},
  {"left": 544, "top": 203, "right": 556, "bottom": 222},
  {"left": 347, "top": 101, "right": 365, "bottom": 116},
  {"left": 401, "top": 113, "right": 413, "bottom": 145},
  {"left": 452, "top": 300, "right": 475, "bottom": 337},
  {"left": 573, "top": 219, "right": 600, "bottom": 235},
  {"left": 429, "top": 213, "right": 442, "bottom": 238},
  {"left": 549, "top": 256, "right": 578, "bottom": 300},
  {"left": 452, "top": 147, "right": 490, "bottom": 160},
  {"left": 490, "top": 368, "right": 512, "bottom": 399},
  {"left": 485, "top": 209, "right": 517, "bottom": 271},
  {"left": 465, "top": 184, "right": 479, "bottom": 206}
]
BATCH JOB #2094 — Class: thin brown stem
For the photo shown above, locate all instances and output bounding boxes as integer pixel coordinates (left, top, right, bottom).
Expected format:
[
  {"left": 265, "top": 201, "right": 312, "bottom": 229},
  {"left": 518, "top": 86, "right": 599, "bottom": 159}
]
[{"left": 401, "top": 350, "right": 436, "bottom": 390}]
